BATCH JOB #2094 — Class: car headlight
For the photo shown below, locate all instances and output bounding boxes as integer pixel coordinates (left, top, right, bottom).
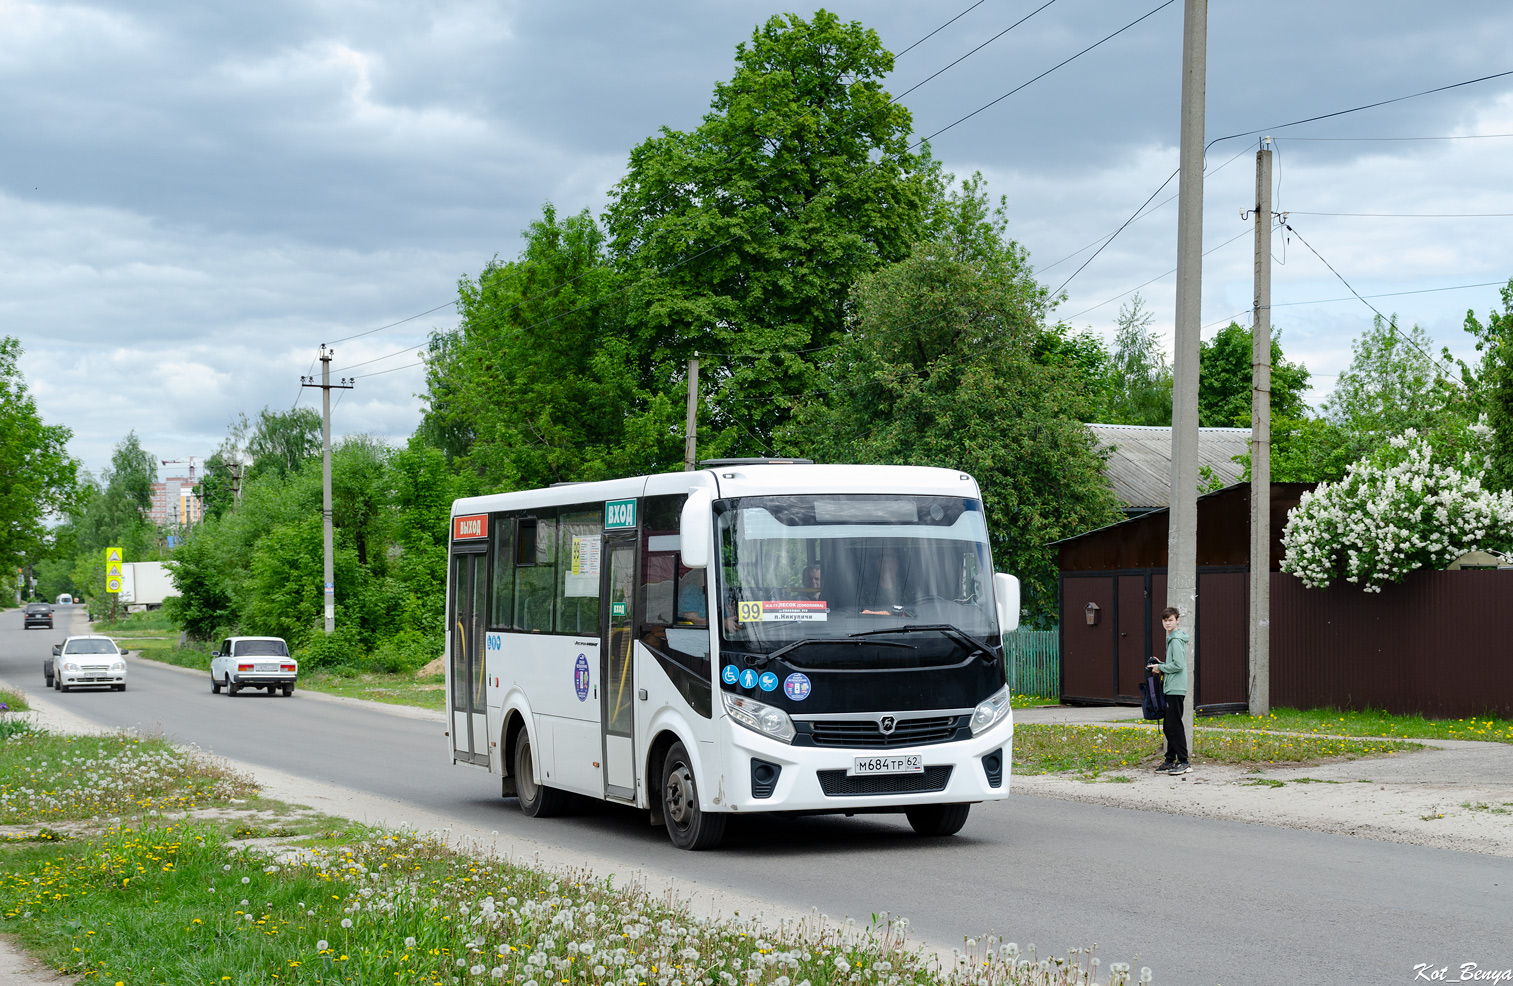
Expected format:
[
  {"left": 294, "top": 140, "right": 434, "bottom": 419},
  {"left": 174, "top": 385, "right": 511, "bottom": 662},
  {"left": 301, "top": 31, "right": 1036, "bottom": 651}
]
[
  {"left": 111, "top": 662, "right": 125, "bottom": 671},
  {"left": 722, "top": 692, "right": 796, "bottom": 744},
  {"left": 63, "top": 662, "right": 80, "bottom": 672},
  {"left": 969, "top": 684, "right": 1012, "bottom": 736}
]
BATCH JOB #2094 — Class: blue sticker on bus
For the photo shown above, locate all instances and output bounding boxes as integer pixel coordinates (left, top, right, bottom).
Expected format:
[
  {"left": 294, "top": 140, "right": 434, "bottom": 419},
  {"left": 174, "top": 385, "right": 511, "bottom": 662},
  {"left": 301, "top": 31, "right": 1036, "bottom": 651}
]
[
  {"left": 721, "top": 664, "right": 740, "bottom": 685},
  {"left": 739, "top": 668, "right": 759, "bottom": 690},
  {"left": 758, "top": 671, "right": 779, "bottom": 692},
  {"left": 783, "top": 672, "right": 811, "bottom": 701},
  {"left": 574, "top": 653, "right": 591, "bottom": 702}
]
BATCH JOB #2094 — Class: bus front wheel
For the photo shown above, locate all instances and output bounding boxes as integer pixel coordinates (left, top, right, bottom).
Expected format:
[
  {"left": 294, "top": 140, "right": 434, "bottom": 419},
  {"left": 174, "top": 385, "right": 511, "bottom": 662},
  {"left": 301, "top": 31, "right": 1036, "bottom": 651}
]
[
  {"left": 514, "top": 731, "right": 569, "bottom": 818},
  {"left": 661, "top": 742, "right": 726, "bottom": 851},
  {"left": 905, "top": 803, "right": 971, "bottom": 837}
]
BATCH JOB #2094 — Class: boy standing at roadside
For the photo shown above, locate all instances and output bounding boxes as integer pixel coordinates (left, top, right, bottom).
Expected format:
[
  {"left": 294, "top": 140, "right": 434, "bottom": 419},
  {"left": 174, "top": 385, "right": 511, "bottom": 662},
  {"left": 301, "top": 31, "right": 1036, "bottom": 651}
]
[{"left": 1148, "top": 606, "right": 1191, "bottom": 775}]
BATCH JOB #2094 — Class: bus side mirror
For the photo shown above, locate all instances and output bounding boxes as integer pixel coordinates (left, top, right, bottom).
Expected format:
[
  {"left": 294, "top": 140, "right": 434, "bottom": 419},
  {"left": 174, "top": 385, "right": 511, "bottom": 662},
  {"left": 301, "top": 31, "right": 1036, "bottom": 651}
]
[
  {"left": 993, "top": 573, "right": 1020, "bottom": 633},
  {"left": 680, "top": 489, "right": 713, "bottom": 569}
]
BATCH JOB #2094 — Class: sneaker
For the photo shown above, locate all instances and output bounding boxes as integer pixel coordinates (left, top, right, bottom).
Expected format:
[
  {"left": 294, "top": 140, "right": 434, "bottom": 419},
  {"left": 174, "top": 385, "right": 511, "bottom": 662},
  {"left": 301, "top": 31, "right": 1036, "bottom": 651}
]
[
  {"left": 1168, "top": 763, "right": 1191, "bottom": 775},
  {"left": 1155, "top": 762, "right": 1175, "bottom": 773}
]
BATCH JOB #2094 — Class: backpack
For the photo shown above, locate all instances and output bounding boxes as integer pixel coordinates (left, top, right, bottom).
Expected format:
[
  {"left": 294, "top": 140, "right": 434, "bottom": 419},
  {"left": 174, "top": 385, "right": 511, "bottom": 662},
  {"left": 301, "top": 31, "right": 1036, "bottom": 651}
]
[{"left": 1139, "top": 669, "right": 1167, "bottom": 720}]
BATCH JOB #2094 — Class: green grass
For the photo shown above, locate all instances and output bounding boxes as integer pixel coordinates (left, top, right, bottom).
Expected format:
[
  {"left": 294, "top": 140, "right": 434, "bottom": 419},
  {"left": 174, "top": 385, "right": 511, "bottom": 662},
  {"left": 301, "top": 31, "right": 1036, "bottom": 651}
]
[
  {"left": 1203, "top": 706, "right": 1513, "bottom": 745},
  {"left": 1010, "top": 693, "right": 1060, "bottom": 708},
  {"left": 0, "top": 760, "right": 1144, "bottom": 986},
  {"left": 92, "top": 608, "right": 179, "bottom": 637},
  {"left": 0, "top": 689, "right": 29, "bottom": 713},
  {"left": 1011, "top": 722, "right": 1422, "bottom": 776}
]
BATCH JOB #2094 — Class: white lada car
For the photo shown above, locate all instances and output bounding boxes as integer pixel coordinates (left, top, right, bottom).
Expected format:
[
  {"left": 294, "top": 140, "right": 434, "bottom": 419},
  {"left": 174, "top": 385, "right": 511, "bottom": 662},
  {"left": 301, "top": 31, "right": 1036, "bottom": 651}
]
[
  {"left": 211, "top": 636, "right": 297, "bottom": 696},
  {"left": 45, "top": 635, "right": 129, "bottom": 692}
]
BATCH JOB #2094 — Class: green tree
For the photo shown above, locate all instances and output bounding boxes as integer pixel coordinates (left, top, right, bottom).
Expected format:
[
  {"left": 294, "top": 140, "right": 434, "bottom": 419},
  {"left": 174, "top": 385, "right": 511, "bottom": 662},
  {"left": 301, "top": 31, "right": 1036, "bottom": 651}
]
[
  {"left": 1102, "top": 294, "right": 1172, "bottom": 426},
  {"left": 1462, "top": 278, "right": 1513, "bottom": 490},
  {"left": 246, "top": 406, "right": 321, "bottom": 481},
  {"left": 604, "top": 9, "right": 944, "bottom": 452},
  {"left": 422, "top": 205, "right": 680, "bottom": 489},
  {"left": 0, "top": 337, "right": 79, "bottom": 564},
  {"left": 783, "top": 237, "right": 1121, "bottom": 624},
  {"left": 1198, "top": 322, "right": 1311, "bottom": 428},
  {"left": 1325, "top": 315, "right": 1464, "bottom": 446}
]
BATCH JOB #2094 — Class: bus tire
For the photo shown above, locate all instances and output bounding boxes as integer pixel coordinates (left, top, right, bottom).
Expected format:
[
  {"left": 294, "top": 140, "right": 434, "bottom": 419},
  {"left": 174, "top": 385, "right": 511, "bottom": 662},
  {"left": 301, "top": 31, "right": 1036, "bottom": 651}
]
[
  {"left": 514, "top": 731, "right": 569, "bottom": 818},
  {"left": 661, "top": 742, "right": 725, "bottom": 850},
  {"left": 905, "top": 803, "right": 971, "bottom": 837}
]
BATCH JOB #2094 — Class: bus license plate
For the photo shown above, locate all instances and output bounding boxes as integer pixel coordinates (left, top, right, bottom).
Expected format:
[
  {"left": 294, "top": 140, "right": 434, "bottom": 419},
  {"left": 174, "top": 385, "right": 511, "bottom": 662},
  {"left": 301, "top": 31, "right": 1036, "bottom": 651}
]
[{"left": 849, "top": 755, "right": 923, "bottom": 776}]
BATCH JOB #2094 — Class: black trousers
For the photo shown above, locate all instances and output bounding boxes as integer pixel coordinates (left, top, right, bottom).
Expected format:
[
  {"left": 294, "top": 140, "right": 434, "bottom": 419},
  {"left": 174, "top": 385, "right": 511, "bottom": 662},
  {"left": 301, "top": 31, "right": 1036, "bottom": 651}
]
[{"left": 1162, "top": 694, "right": 1189, "bottom": 763}]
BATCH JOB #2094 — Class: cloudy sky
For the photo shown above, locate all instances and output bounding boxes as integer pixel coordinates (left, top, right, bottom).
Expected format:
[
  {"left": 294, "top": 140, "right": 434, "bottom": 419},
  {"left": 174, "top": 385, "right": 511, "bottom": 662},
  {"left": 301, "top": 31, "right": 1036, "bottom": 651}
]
[{"left": 5, "top": 0, "right": 1513, "bottom": 480}]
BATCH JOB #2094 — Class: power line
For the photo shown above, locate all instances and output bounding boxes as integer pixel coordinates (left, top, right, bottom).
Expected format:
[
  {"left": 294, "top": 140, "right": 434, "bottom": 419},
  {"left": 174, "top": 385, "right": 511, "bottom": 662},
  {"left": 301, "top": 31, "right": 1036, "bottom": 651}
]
[
  {"left": 1285, "top": 211, "right": 1513, "bottom": 218},
  {"left": 1270, "top": 279, "right": 1507, "bottom": 308},
  {"left": 1062, "top": 219, "right": 1259, "bottom": 321},
  {"left": 1281, "top": 132, "right": 1513, "bottom": 142},
  {"left": 325, "top": 300, "right": 457, "bottom": 346},
  {"left": 894, "top": 0, "right": 989, "bottom": 57},
  {"left": 892, "top": 0, "right": 1061, "bottom": 105},
  {"left": 333, "top": 345, "right": 426, "bottom": 374},
  {"left": 351, "top": 361, "right": 427, "bottom": 380},
  {"left": 1206, "top": 68, "right": 1513, "bottom": 150},
  {"left": 1279, "top": 220, "right": 1457, "bottom": 380}
]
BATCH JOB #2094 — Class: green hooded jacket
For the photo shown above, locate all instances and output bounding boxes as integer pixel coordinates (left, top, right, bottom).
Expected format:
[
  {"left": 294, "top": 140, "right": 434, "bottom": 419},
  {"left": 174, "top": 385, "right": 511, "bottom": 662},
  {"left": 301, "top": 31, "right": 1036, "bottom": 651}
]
[{"left": 1153, "top": 627, "right": 1189, "bottom": 696}]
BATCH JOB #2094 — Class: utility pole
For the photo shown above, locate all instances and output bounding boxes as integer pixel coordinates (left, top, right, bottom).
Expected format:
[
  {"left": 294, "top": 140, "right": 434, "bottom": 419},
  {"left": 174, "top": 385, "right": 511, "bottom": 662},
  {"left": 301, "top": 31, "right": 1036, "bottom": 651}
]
[
  {"left": 302, "top": 345, "right": 354, "bottom": 635},
  {"left": 1168, "top": 0, "right": 1207, "bottom": 754},
  {"left": 1248, "top": 139, "right": 1274, "bottom": 717},
  {"left": 683, "top": 353, "right": 699, "bottom": 471}
]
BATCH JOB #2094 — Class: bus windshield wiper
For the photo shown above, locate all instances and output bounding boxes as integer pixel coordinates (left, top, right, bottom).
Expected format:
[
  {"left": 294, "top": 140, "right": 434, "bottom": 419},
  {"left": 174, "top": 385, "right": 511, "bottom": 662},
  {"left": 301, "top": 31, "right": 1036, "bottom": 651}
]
[
  {"left": 751, "top": 636, "right": 916, "bottom": 668},
  {"left": 850, "top": 624, "right": 994, "bottom": 658}
]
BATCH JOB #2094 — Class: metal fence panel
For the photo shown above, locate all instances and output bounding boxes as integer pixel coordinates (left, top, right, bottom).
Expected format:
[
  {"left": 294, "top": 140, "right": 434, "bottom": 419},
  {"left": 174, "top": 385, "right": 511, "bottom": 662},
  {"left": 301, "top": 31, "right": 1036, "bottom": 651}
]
[{"left": 1006, "top": 628, "right": 1060, "bottom": 698}]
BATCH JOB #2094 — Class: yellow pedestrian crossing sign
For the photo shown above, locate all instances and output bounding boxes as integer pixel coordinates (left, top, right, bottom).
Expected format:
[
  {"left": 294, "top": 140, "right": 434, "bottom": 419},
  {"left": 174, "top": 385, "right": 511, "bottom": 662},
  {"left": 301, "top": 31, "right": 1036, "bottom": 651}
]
[{"left": 105, "top": 547, "right": 122, "bottom": 563}]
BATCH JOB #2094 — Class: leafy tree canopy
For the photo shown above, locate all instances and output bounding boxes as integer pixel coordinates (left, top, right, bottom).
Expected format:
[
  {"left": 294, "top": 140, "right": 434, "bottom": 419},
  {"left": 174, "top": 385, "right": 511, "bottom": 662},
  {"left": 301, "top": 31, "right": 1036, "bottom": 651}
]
[
  {"left": 246, "top": 406, "right": 321, "bottom": 481},
  {"left": 1460, "top": 277, "right": 1513, "bottom": 491},
  {"left": 1101, "top": 294, "right": 1172, "bottom": 426},
  {"left": 0, "top": 336, "right": 79, "bottom": 564},
  {"left": 604, "top": 9, "right": 944, "bottom": 451},
  {"left": 1198, "top": 322, "right": 1311, "bottom": 428}
]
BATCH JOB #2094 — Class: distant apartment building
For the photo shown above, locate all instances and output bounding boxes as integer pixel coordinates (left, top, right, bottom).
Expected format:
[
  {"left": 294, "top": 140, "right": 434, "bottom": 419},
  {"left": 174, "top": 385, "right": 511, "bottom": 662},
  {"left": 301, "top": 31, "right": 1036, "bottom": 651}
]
[{"left": 149, "top": 476, "right": 203, "bottom": 526}]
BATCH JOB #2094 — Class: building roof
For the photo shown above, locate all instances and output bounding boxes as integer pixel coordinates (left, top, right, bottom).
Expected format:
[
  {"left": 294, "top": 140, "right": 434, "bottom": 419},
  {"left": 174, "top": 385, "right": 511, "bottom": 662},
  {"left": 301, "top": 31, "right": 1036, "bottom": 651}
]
[{"left": 1088, "top": 423, "right": 1250, "bottom": 511}]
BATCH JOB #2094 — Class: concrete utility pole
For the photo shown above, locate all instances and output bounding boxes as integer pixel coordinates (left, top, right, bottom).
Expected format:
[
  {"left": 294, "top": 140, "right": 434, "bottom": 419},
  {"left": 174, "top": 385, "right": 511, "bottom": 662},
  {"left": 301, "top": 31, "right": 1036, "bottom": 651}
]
[
  {"left": 1248, "top": 140, "right": 1274, "bottom": 717},
  {"left": 683, "top": 353, "right": 699, "bottom": 471},
  {"left": 301, "top": 345, "right": 353, "bottom": 635},
  {"left": 1168, "top": 0, "right": 1207, "bottom": 753}
]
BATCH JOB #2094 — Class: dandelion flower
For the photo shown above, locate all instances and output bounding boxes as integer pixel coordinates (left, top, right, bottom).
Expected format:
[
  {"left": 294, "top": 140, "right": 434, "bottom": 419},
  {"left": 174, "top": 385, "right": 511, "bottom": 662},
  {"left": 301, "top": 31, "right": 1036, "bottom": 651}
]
[{"left": 317, "top": 940, "right": 329, "bottom": 951}]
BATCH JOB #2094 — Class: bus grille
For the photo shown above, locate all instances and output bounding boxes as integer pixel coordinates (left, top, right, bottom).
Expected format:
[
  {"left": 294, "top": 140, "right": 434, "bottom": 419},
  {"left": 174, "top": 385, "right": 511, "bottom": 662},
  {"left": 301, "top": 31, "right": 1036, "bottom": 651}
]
[
  {"left": 807, "top": 716, "right": 961, "bottom": 748},
  {"left": 817, "top": 766, "right": 954, "bottom": 797}
]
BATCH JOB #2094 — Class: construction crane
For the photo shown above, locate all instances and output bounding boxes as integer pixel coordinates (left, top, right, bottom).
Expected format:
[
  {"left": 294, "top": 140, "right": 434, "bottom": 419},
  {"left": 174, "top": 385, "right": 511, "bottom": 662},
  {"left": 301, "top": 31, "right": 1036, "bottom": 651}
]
[{"left": 160, "top": 457, "right": 201, "bottom": 527}]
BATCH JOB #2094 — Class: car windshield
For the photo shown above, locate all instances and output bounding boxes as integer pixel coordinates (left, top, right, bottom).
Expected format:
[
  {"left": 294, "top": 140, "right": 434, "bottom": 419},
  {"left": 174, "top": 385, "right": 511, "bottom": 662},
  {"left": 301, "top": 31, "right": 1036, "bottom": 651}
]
[
  {"left": 65, "top": 639, "right": 119, "bottom": 655},
  {"left": 235, "top": 640, "right": 289, "bottom": 657},
  {"left": 27, "top": 604, "right": 49, "bottom": 612},
  {"left": 716, "top": 494, "right": 999, "bottom": 658}
]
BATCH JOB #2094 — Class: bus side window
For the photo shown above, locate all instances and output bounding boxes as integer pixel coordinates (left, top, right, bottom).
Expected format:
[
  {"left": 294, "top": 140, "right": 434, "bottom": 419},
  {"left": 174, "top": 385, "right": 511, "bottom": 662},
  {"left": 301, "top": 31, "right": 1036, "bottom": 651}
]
[
  {"left": 491, "top": 514, "right": 514, "bottom": 628},
  {"left": 514, "top": 514, "right": 557, "bottom": 632},
  {"left": 556, "top": 507, "right": 602, "bottom": 635}
]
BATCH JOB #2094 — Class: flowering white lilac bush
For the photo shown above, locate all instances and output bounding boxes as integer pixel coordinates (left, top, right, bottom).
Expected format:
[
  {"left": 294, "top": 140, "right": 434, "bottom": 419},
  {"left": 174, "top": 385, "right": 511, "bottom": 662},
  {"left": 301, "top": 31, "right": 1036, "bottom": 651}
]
[{"left": 1282, "top": 425, "right": 1513, "bottom": 592}]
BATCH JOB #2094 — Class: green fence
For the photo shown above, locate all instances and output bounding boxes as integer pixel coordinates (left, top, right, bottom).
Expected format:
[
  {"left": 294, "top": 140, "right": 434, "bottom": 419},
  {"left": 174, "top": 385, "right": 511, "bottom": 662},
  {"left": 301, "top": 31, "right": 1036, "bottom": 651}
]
[{"left": 1005, "top": 628, "right": 1059, "bottom": 698}]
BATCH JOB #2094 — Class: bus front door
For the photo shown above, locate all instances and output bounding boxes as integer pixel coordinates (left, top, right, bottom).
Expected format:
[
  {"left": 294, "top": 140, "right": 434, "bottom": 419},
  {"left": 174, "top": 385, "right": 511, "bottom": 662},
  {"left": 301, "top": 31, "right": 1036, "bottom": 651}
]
[
  {"left": 600, "top": 541, "right": 636, "bottom": 800},
  {"left": 450, "top": 552, "right": 489, "bottom": 766}
]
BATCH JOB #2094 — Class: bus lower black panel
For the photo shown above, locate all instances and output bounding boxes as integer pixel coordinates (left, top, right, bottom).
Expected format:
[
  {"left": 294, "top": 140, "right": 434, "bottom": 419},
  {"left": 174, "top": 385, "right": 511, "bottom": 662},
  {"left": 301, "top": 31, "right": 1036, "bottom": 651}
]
[
  {"left": 750, "top": 758, "right": 782, "bottom": 799},
  {"left": 816, "top": 765, "right": 953, "bottom": 797}
]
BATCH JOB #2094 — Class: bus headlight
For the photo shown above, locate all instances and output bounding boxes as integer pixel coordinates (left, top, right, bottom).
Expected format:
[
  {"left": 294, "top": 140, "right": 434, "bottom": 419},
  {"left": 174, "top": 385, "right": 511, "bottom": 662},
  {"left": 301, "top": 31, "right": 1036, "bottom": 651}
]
[
  {"left": 722, "top": 692, "right": 796, "bottom": 744},
  {"left": 969, "top": 685, "right": 1012, "bottom": 736}
]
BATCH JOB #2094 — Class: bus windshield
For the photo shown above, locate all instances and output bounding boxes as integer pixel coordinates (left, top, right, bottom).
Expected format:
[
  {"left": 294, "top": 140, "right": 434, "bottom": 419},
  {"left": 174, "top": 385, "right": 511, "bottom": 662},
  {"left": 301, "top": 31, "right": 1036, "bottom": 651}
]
[{"left": 716, "top": 494, "right": 998, "bottom": 655}]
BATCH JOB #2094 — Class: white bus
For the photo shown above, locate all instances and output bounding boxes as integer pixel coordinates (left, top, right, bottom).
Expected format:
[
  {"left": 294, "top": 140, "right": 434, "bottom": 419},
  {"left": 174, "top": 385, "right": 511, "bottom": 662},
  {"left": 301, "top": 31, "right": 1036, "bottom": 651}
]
[{"left": 444, "top": 461, "right": 1020, "bottom": 850}]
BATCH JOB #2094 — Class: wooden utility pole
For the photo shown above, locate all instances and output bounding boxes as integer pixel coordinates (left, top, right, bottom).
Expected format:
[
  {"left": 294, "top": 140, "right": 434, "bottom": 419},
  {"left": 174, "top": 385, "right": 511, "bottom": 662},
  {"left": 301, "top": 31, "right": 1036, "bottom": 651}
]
[
  {"left": 683, "top": 354, "right": 699, "bottom": 471},
  {"left": 1168, "top": 0, "right": 1207, "bottom": 753},
  {"left": 1248, "top": 140, "right": 1274, "bottom": 716},
  {"left": 301, "top": 345, "right": 353, "bottom": 635}
]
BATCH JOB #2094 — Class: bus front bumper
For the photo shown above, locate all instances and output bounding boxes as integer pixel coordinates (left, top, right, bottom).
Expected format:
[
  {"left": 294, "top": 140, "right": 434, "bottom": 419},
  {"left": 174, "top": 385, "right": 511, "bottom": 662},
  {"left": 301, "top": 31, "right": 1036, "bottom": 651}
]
[{"left": 716, "top": 712, "right": 1013, "bottom": 814}]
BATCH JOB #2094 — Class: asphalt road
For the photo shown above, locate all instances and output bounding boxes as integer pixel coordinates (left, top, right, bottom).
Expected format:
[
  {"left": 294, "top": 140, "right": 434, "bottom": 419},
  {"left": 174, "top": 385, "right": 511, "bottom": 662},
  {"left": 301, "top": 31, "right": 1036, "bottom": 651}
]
[{"left": 3, "top": 606, "right": 1509, "bottom": 985}]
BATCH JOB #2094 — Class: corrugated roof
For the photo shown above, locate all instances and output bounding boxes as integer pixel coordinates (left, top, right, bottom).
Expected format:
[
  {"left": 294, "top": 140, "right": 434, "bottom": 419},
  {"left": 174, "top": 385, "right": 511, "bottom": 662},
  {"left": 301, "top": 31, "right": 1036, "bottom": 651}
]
[{"left": 1088, "top": 423, "right": 1250, "bottom": 510}]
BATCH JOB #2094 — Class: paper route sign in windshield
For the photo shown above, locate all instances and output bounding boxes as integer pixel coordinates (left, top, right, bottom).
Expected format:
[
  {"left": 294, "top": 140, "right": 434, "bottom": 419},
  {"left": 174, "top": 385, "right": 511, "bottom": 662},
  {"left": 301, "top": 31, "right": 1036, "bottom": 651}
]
[{"left": 737, "top": 600, "right": 828, "bottom": 623}]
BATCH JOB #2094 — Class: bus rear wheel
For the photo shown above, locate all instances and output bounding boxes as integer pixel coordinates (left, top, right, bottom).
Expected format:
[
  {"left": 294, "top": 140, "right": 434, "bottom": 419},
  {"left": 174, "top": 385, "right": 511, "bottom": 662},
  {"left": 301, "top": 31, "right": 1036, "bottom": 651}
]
[
  {"left": 514, "top": 731, "right": 569, "bottom": 818},
  {"left": 661, "top": 742, "right": 725, "bottom": 850},
  {"left": 905, "top": 803, "right": 971, "bottom": 837}
]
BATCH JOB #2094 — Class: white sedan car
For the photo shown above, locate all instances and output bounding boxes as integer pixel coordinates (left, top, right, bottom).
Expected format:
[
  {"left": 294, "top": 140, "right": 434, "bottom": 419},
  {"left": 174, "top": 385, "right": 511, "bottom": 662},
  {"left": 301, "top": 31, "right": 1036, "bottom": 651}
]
[
  {"left": 45, "top": 635, "right": 129, "bottom": 692},
  {"left": 211, "top": 636, "right": 297, "bottom": 696}
]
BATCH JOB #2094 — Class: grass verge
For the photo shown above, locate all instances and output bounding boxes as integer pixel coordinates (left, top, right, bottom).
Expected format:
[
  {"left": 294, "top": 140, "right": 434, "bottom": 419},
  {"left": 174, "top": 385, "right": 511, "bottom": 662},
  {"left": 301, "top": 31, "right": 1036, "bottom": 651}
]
[
  {"left": 1199, "top": 706, "right": 1513, "bottom": 745},
  {"left": 1, "top": 730, "right": 1150, "bottom": 985},
  {"left": 1011, "top": 723, "right": 1422, "bottom": 776}
]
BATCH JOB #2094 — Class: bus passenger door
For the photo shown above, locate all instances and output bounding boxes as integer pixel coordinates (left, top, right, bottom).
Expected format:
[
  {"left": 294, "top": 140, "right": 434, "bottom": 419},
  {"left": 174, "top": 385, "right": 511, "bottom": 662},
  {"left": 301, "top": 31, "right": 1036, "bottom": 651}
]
[
  {"left": 450, "top": 552, "right": 489, "bottom": 766},
  {"left": 600, "top": 541, "right": 636, "bottom": 799}
]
